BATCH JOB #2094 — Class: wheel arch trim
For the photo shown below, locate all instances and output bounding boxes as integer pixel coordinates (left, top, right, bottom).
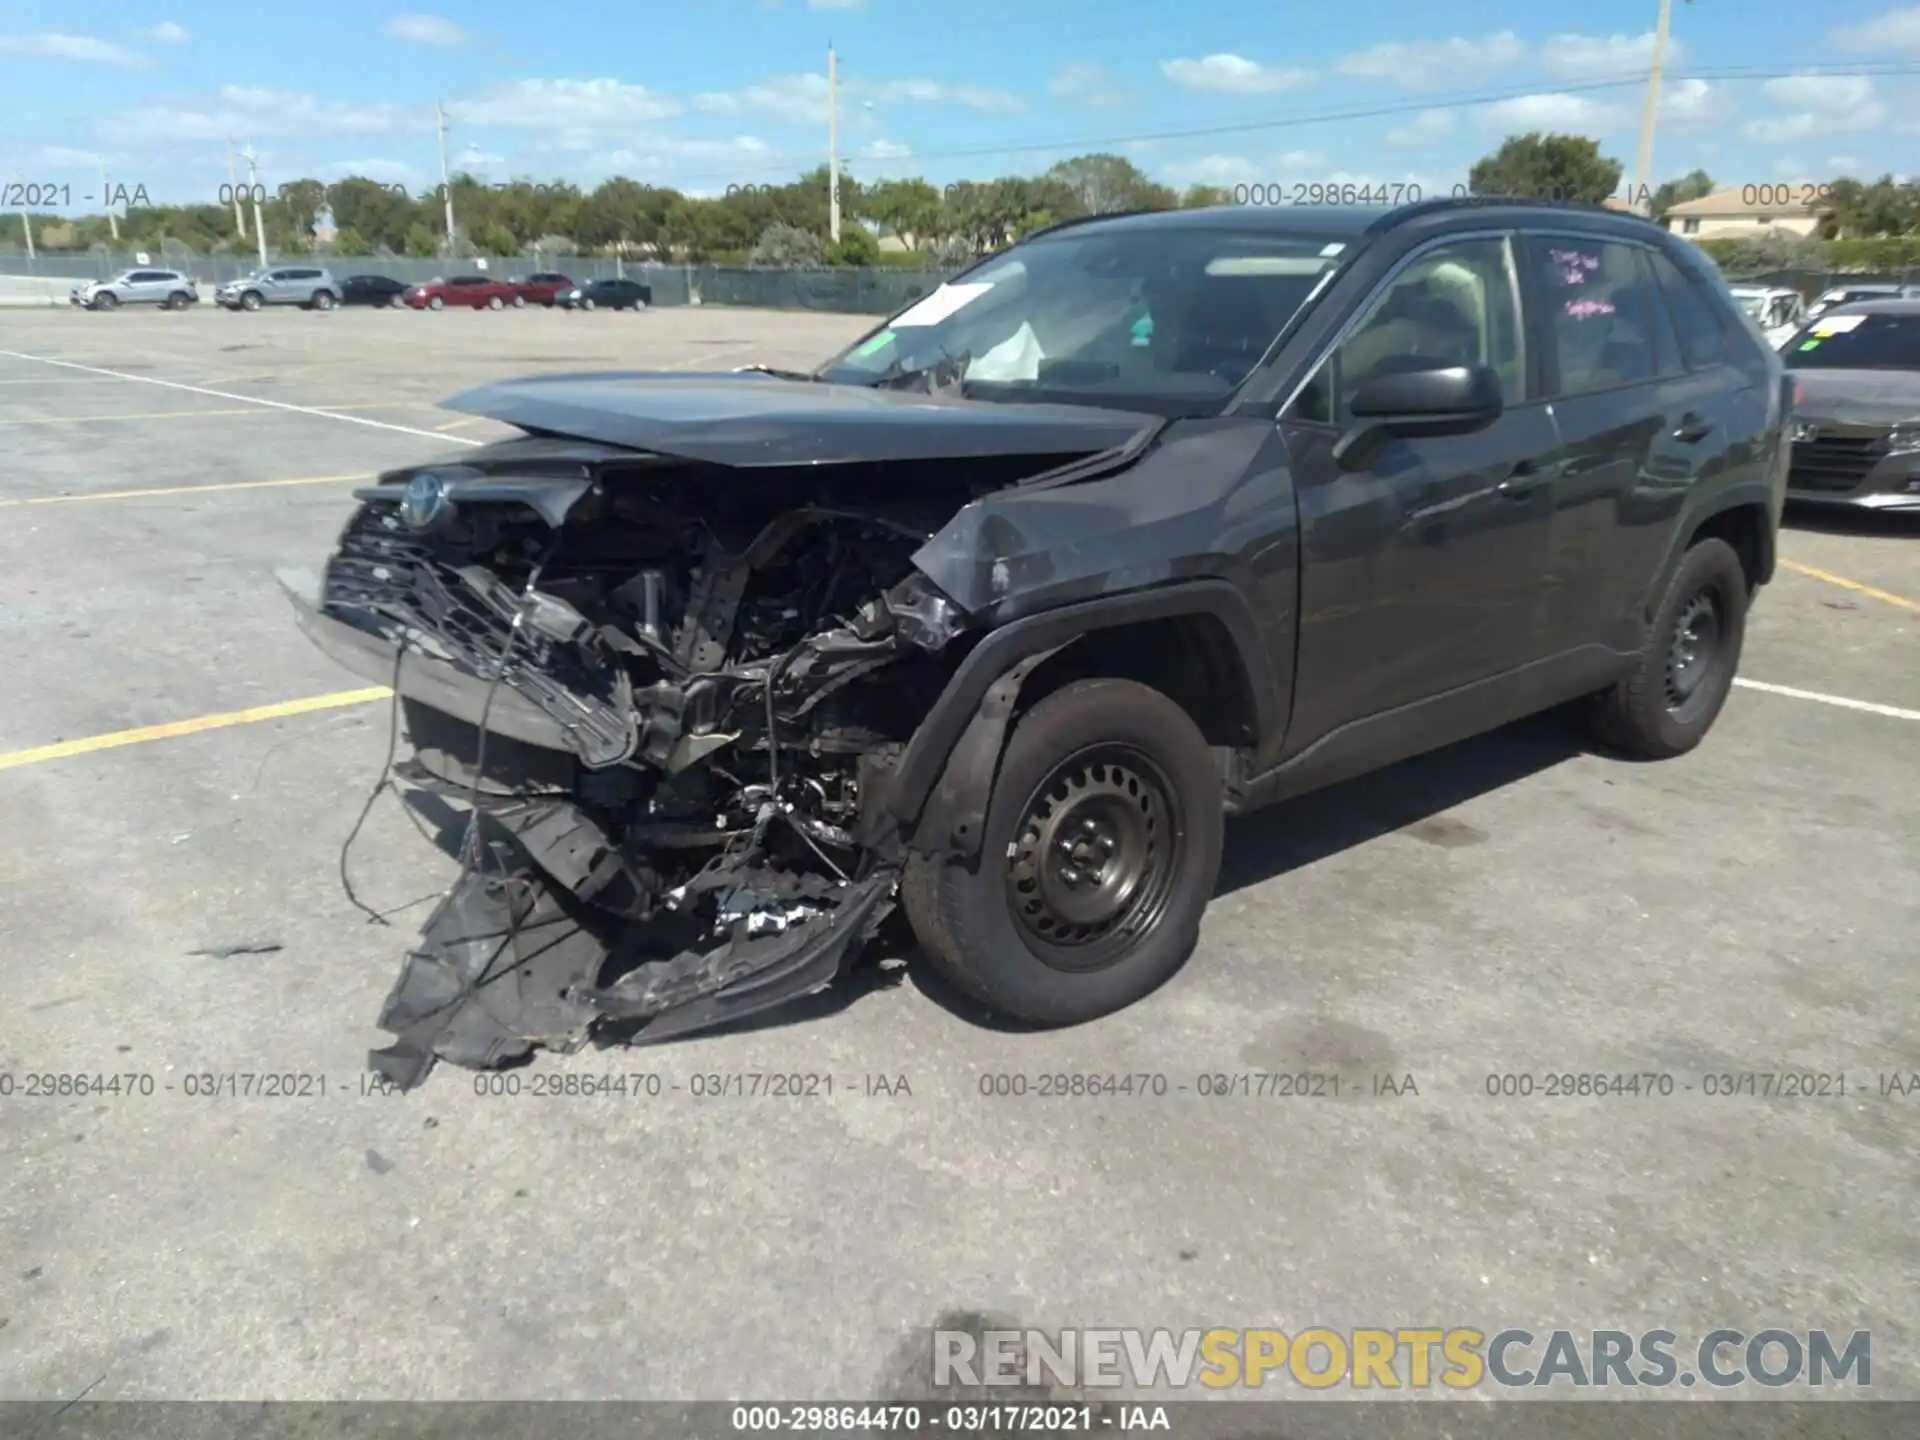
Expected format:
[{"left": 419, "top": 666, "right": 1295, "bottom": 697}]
[{"left": 890, "top": 578, "right": 1279, "bottom": 859}]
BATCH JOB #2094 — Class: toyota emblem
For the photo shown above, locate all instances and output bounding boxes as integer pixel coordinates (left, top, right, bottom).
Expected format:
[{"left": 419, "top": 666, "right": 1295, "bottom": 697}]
[{"left": 400, "top": 470, "right": 451, "bottom": 530}]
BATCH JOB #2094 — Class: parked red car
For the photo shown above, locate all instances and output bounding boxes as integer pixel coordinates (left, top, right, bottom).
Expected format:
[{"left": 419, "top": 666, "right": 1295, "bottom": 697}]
[
  {"left": 510, "top": 272, "right": 575, "bottom": 307},
  {"left": 402, "top": 275, "right": 521, "bottom": 311}
]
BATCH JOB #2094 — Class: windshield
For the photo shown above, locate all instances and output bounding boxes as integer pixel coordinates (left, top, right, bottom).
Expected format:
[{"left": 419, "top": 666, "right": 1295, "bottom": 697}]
[
  {"left": 816, "top": 225, "right": 1355, "bottom": 413},
  {"left": 1733, "top": 293, "right": 1769, "bottom": 319},
  {"left": 1784, "top": 312, "right": 1920, "bottom": 370}
]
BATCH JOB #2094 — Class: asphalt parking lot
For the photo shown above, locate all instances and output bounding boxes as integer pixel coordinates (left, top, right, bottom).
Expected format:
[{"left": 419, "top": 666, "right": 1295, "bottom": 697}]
[{"left": 0, "top": 303, "right": 1916, "bottom": 1405}]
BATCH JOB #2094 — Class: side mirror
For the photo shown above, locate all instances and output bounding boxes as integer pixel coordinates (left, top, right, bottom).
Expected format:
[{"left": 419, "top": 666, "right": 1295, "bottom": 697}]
[{"left": 1333, "top": 359, "right": 1505, "bottom": 470}]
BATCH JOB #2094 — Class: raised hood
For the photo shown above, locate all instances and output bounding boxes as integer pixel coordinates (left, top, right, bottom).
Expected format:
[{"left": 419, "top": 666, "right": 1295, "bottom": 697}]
[
  {"left": 436, "top": 370, "right": 1161, "bottom": 468},
  {"left": 1791, "top": 369, "right": 1920, "bottom": 426}
]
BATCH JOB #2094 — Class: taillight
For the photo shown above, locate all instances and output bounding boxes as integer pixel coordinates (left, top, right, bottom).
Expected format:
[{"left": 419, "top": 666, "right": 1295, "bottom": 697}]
[{"left": 1791, "top": 378, "right": 1804, "bottom": 408}]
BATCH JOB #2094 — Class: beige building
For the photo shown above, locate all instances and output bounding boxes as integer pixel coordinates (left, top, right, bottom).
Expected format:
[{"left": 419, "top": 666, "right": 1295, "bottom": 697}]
[{"left": 1660, "top": 187, "right": 1828, "bottom": 239}]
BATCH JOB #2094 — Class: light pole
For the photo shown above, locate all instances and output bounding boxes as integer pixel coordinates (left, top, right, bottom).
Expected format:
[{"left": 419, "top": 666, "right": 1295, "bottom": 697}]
[
  {"left": 1632, "top": 0, "right": 1691, "bottom": 214},
  {"left": 827, "top": 43, "right": 841, "bottom": 242}
]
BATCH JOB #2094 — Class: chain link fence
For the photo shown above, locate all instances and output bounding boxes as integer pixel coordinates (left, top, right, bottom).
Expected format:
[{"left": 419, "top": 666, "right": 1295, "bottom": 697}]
[{"left": 0, "top": 247, "right": 956, "bottom": 314}]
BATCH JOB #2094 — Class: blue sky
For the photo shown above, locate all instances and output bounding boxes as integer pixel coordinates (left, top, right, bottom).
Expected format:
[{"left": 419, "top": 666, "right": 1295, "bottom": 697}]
[{"left": 4, "top": 0, "right": 1919, "bottom": 212}]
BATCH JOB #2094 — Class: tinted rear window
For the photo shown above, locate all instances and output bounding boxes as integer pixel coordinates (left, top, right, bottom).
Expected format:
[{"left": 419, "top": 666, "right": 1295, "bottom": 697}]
[
  {"left": 1784, "top": 312, "right": 1920, "bottom": 370},
  {"left": 1648, "top": 250, "right": 1736, "bottom": 369}
]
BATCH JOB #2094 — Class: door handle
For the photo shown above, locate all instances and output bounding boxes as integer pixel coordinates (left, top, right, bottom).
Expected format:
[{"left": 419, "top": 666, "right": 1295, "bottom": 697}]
[
  {"left": 1496, "top": 460, "right": 1554, "bottom": 498},
  {"left": 1672, "top": 413, "right": 1714, "bottom": 443}
]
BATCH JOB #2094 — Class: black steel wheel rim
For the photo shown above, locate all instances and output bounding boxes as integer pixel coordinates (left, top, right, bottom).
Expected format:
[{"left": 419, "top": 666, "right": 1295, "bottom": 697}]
[
  {"left": 1664, "top": 586, "right": 1724, "bottom": 711},
  {"left": 1005, "top": 744, "right": 1181, "bottom": 972}
]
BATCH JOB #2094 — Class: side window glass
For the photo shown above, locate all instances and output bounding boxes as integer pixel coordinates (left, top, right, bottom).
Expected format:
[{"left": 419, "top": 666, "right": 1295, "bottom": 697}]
[
  {"left": 1636, "top": 250, "right": 1685, "bottom": 377},
  {"left": 1648, "top": 251, "right": 1730, "bottom": 370},
  {"left": 1529, "top": 239, "right": 1660, "bottom": 393},
  {"left": 1335, "top": 238, "right": 1522, "bottom": 420}
]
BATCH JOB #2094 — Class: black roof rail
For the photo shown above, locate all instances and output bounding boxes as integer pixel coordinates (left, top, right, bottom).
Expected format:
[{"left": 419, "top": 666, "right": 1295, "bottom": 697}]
[{"left": 1365, "top": 194, "right": 1662, "bottom": 234}]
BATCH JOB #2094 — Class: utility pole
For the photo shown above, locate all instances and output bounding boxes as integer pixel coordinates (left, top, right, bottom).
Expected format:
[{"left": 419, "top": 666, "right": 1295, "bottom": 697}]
[
  {"left": 227, "top": 138, "right": 248, "bottom": 238},
  {"left": 245, "top": 146, "right": 268, "bottom": 267},
  {"left": 1632, "top": 0, "right": 1678, "bottom": 215},
  {"left": 101, "top": 160, "right": 120, "bottom": 243},
  {"left": 20, "top": 208, "right": 34, "bottom": 262},
  {"left": 827, "top": 44, "right": 841, "bottom": 242},
  {"left": 436, "top": 102, "right": 457, "bottom": 253}
]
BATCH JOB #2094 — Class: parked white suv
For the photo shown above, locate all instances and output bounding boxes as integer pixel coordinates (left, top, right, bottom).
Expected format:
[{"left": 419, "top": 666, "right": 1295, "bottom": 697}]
[
  {"left": 216, "top": 266, "right": 344, "bottom": 312},
  {"left": 70, "top": 269, "right": 199, "bottom": 311}
]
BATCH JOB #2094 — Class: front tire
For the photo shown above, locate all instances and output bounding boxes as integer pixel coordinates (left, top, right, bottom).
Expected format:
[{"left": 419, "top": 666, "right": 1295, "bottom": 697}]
[
  {"left": 428, "top": 295, "right": 444, "bottom": 311},
  {"left": 1587, "top": 536, "right": 1748, "bottom": 759},
  {"left": 487, "top": 295, "right": 504, "bottom": 310},
  {"left": 511, "top": 293, "right": 526, "bottom": 308},
  {"left": 581, "top": 297, "right": 596, "bottom": 311},
  {"left": 93, "top": 292, "right": 120, "bottom": 310},
  {"left": 240, "top": 290, "right": 263, "bottom": 312},
  {"left": 902, "top": 677, "right": 1223, "bottom": 1026}
]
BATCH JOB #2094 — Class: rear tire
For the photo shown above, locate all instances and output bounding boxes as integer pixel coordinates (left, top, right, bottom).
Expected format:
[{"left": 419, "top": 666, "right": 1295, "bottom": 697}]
[
  {"left": 1587, "top": 536, "right": 1747, "bottom": 759},
  {"left": 165, "top": 291, "right": 190, "bottom": 310},
  {"left": 312, "top": 290, "right": 335, "bottom": 311},
  {"left": 511, "top": 293, "right": 526, "bottom": 308},
  {"left": 901, "top": 677, "right": 1223, "bottom": 1026},
  {"left": 487, "top": 295, "right": 504, "bottom": 310}
]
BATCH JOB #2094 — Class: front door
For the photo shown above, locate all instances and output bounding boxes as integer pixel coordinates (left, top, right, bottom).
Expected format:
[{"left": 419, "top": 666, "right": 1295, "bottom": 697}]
[{"left": 1279, "top": 233, "right": 1558, "bottom": 750}]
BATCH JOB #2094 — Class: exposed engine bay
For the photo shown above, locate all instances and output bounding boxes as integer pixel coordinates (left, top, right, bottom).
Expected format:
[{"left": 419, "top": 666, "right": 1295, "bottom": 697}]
[{"left": 303, "top": 445, "right": 1040, "bottom": 1088}]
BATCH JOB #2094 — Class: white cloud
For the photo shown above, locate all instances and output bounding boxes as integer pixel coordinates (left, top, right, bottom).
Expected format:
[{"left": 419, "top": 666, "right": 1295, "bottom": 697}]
[
  {"left": 1050, "top": 61, "right": 1127, "bottom": 107},
  {"left": 384, "top": 13, "right": 471, "bottom": 45},
  {"left": 100, "top": 86, "right": 413, "bottom": 143},
  {"left": 1745, "top": 74, "right": 1887, "bottom": 141},
  {"left": 1475, "top": 91, "right": 1628, "bottom": 132},
  {"left": 696, "top": 74, "right": 830, "bottom": 124},
  {"left": 1831, "top": 7, "right": 1920, "bottom": 51},
  {"left": 448, "top": 79, "right": 683, "bottom": 144},
  {"left": 138, "top": 21, "right": 188, "bottom": 43},
  {"left": 1164, "top": 154, "right": 1263, "bottom": 187},
  {"left": 859, "top": 139, "right": 912, "bottom": 160},
  {"left": 1384, "top": 108, "right": 1454, "bottom": 147},
  {"left": 0, "top": 32, "right": 148, "bottom": 66},
  {"left": 1161, "top": 53, "right": 1314, "bottom": 94},
  {"left": 454, "top": 146, "right": 506, "bottom": 168},
  {"left": 696, "top": 72, "right": 1023, "bottom": 124},
  {"left": 1537, "top": 32, "right": 1685, "bottom": 82},
  {"left": 1660, "top": 78, "right": 1733, "bottom": 130},
  {"left": 1336, "top": 32, "right": 1525, "bottom": 89},
  {"left": 809, "top": 0, "right": 865, "bottom": 8},
  {"left": 869, "top": 77, "right": 1025, "bottom": 112},
  {"left": 1829, "top": 154, "right": 1864, "bottom": 171},
  {"left": 317, "top": 158, "right": 420, "bottom": 186}
]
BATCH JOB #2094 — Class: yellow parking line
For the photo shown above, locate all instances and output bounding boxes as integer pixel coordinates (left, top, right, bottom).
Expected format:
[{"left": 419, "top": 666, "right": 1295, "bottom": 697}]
[
  {"left": 0, "top": 472, "right": 371, "bottom": 508},
  {"left": 0, "top": 401, "right": 426, "bottom": 427},
  {"left": 1780, "top": 559, "right": 1919, "bottom": 614},
  {"left": 0, "top": 688, "right": 393, "bottom": 773}
]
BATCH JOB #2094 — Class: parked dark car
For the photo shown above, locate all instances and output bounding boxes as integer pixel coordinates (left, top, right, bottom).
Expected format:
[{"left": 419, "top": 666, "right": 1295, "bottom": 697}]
[
  {"left": 1779, "top": 299, "right": 1920, "bottom": 512},
  {"left": 403, "top": 275, "right": 520, "bottom": 310},
  {"left": 281, "top": 198, "right": 1789, "bottom": 1088},
  {"left": 556, "top": 277, "right": 651, "bottom": 311},
  {"left": 510, "top": 271, "right": 576, "bottom": 306},
  {"left": 340, "top": 274, "right": 410, "bottom": 308}
]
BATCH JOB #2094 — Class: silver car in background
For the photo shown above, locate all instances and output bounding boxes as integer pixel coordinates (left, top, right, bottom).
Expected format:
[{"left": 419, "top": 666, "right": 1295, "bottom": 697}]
[
  {"left": 70, "top": 268, "right": 199, "bottom": 310},
  {"left": 1782, "top": 299, "right": 1920, "bottom": 512},
  {"left": 215, "top": 266, "right": 344, "bottom": 312}
]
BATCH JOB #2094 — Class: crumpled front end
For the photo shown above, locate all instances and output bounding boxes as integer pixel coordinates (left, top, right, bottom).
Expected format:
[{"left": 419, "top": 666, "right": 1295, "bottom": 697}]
[{"left": 287, "top": 441, "right": 985, "bottom": 1088}]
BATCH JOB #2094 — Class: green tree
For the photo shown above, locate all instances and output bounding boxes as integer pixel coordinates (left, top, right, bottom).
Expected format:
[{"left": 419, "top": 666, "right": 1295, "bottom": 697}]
[
  {"left": 331, "top": 228, "right": 373, "bottom": 256},
  {"left": 1468, "top": 133, "right": 1625, "bottom": 205},
  {"left": 750, "top": 222, "right": 825, "bottom": 268},
  {"left": 1043, "top": 154, "right": 1173, "bottom": 214},
  {"left": 404, "top": 223, "right": 441, "bottom": 258},
  {"left": 825, "top": 225, "right": 882, "bottom": 266},
  {"left": 1181, "top": 184, "right": 1234, "bottom": 208},
  {"left": 858, "top": 177, "right": 942, "bottom": 246},
  {"left": 1649, "top": 168, "right": 1714, "bottom": 219}
]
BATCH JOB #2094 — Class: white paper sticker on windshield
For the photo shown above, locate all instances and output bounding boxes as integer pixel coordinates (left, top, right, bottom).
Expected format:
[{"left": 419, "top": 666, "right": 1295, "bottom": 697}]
[
  {"left": 1811, "top": 314, "right": 1866, "bottom": 334},
  {"left": 891, "top": 282, "right": 994, "bottom": 327}
]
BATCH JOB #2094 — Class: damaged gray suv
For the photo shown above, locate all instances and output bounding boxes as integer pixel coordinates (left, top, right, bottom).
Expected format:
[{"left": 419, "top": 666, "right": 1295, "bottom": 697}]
[{"left": 283, "top": 198, "right": 1789, "bottom": 1088}]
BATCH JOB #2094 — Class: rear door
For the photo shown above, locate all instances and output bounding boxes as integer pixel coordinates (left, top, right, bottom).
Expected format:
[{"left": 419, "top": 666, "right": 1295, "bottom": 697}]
[
  {"left": 1518, "top": 234, "right": 1737, "bottom": 656},
  {"left": 1279, "top": 231, "right": 1561, "bottom": 743},
  {"left": 128, "top": 270, "right": 169, "bottom": 303}
]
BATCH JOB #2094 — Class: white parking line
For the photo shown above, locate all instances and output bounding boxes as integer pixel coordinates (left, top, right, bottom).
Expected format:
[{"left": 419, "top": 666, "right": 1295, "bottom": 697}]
[
  {"left": 0, "top": 350, "right": 484, "bottom": 446},
  {"left": 1733, "top": 678, "right": 1920, "bottom": 722}
]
